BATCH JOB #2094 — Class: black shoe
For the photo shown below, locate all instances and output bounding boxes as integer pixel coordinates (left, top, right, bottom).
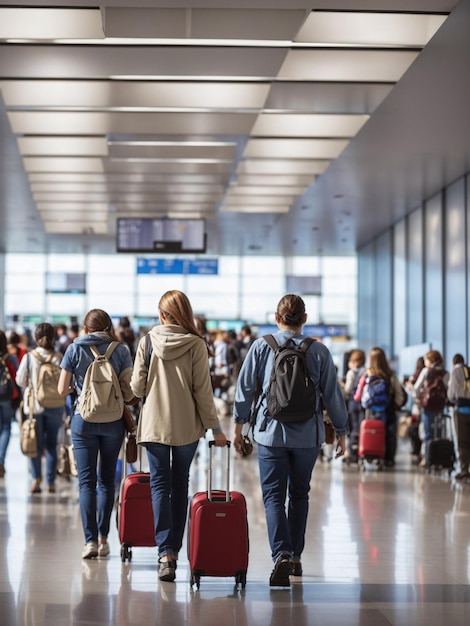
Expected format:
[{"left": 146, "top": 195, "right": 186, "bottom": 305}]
[
  {"left": 269, "top": 553, "right": 291, "bottom": 587},
  {"left": 159, "top": 560, "right": 176, "bottom": 582},
  {"left": 291, "top": 561, "right": 303, "bottom": 576}
]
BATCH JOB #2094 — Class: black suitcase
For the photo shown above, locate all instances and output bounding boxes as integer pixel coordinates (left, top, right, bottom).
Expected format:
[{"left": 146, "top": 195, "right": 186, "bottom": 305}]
[{"left": 427, "top": 414, "right": 455, "bottom": 475}]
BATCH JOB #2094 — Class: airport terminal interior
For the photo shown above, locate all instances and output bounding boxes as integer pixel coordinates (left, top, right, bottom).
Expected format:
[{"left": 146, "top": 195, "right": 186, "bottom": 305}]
[{"left": 2, "top": 1, "right": 470, "bottom": 625}]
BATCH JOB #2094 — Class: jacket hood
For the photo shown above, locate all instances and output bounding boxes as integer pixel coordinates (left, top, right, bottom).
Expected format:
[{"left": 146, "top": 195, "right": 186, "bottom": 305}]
[
  {"left": 149, "top": 325, "right": 203, "bottom": 361},
  {"left": 73, "top": 332, "right": 114, "bottom": 347}
]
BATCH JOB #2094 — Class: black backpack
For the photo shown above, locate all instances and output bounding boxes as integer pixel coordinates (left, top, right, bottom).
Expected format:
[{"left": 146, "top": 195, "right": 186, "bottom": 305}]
[{"left": 261, "top": 335, "right": 317, "bottom": 425}]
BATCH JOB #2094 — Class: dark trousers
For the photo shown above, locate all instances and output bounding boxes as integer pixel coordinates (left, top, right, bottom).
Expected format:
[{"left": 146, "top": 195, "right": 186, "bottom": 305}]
[
  {"left": 456, "top": 411, "right": 470, "bottom": 473},
  {"left": 347, "top": 400, "right": 364, "bottom": 460}
]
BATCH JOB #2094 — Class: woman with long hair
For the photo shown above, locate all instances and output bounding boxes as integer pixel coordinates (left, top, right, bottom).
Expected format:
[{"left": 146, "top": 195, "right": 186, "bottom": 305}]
[
  {"left": 131, "top": 290, "right": 227, "bottom": 583},
  {"left": 0, "top": 329, "right": 19, "bottom": 479},
  {"left": 58, "top": 309, "right": 135, "bottom": 559},
  {"left": 413, "top": 349, "right": 449, "bottom": 468},
  {"left": 354, "top": 346, "right": 406, "bottom": 467},
  {"left": 16, "top": 323, "right": 65, "bottom": 493}
]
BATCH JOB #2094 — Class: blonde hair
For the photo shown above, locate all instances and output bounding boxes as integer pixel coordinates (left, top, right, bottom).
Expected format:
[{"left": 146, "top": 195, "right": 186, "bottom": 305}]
[{"left": 158, "top": 290, "right": 202, "bottom": 338}]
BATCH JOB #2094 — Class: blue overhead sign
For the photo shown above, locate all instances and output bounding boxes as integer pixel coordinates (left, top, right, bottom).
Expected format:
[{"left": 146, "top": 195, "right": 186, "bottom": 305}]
[{"left": 137, "top": 258, "right": 218, "bottom": 275}]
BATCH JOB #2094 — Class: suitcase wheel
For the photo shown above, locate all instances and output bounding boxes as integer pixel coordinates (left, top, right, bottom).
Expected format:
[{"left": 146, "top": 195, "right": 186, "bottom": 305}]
[
  {"left": 120, "top": 543, "right": 132, "bottom": 563},
  {"left": 190, "top": 572, "right": 201, "bottom": 590},
  {"left": 235, "top": 572, "right": 247, "bottom": 590}
]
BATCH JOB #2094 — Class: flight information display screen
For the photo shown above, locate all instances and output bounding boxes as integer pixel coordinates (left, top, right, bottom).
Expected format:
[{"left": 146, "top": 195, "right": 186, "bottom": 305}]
[{"left": 117, "top": 218, "right": 206, "bottom": 253}]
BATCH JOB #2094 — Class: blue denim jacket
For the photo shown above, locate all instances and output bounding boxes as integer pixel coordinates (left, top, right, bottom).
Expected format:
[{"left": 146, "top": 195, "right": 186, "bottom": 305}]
[{"left": 233, "top": 331, "right": 348, "bottom": 448}]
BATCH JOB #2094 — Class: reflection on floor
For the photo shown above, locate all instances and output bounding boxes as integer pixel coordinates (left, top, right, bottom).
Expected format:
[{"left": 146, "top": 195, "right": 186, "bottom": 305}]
[{"left": 1, "top": 420, "right": 470, "bottom": 626}]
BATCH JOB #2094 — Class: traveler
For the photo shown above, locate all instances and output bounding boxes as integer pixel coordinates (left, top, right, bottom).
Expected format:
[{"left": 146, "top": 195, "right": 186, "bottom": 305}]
[
  {"left": 353, "top": 346, "right": 406, "bottom": 467},
  {"left": 232, "top": 294, "right": 348, "bottom": 587},
  {"left": 16, "top": 323, "right": 65, "bottom": 494},
  {"left": 7, "top": 331, "right": 27, "bottom": 364},
  {"left": 0, "top": 330, "right": 19, "bottom": 479},
  {"left": 117, "top": 316, "right": 136, "bottom": 360},
  {"left": 238, "top": 324, "right": 255, "bottom": 363},
  {"left": 447, "top": 353, "right": 470, "bottom": 479},
  {"left": 57, "top": 309, "right": 135, "bottom": 559},
  {"left": 56, "top": 323, "right": 72, "bottom": 355},
  {"left": 413, "top": 349, "right": 449, "bottom": 468},
  {"left": 130, "top": 290, "right": 227, "bottom": 583},
  {"left": 343, "top": 349, "right": 366, "bottom": 463}
]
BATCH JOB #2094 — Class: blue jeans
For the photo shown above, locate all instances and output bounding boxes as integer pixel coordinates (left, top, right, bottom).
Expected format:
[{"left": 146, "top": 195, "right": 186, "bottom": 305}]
[
  {"left": 0, "top": 400, "right": 14, "bottom": 465},
  {"left": 421, "top": 409, "right": 439, "bottom": 463},
  {"left": 71, "top": 415, "right": 125, "bottom": 544},
  {"left": 145, "top": 440, "right": 199, "bottom": 560},
  {"left": 30, "top": 407, "right": 64, "bottom": 484},
  {"left": 257, "top": 443, "right": 319, "bottom": 562}
]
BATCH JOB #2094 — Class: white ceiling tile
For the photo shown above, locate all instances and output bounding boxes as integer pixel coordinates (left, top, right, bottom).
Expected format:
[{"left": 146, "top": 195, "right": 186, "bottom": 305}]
[
  {"left": 37, "top": 203, "right": 109, "bottom": 212},
  {"left": 220, "top": 204, "right": 290, "bottom": 214},
  {"left": 251, "top": 114, "right": 369, "bottom": 138},
  {"left": 7, "top": 111, "right": 257, "bottom": 136},
  {"left": 237, "top": 159, "right": 330, "bottom": 175},
  {"left": 296, "top": 12, "right": 447, "bottom": 47},
  {"left": 0, "top": 80, "right": 270, "bottom": 110},
  {"left": 44, "top": 221, "right": 108, "bottom": 235},
  {"left": 23, "top": 157, "right": 105, "bottom": 173},
  {"left": 228, "top": 185, "right": 306, "bottom": 196},
  {"left": 244, "top": 138, "right": 349, "bottom": 159},
  {"left": 0, "top": 8, "right": 103, "bottom": 39},
  {"left": 18, "top": 137, "right": 108, "bottom": 156},
  {"left": 278, "top": 50, "right": 419, "bottom": 82}
]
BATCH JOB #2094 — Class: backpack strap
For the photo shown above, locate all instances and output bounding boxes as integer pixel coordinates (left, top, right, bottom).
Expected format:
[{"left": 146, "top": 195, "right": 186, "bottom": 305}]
[
  {"left": 31, "top": 349, "right": 54, "bottom": 365},
  {"left": 144, "top": 333, "right": 153, "bottom": 370},
  {"left": 263, "top": 334, "right": 279, "bottom": 352},
  {"left": 89, "top": 342, "right": 119, "bottom": 360}
]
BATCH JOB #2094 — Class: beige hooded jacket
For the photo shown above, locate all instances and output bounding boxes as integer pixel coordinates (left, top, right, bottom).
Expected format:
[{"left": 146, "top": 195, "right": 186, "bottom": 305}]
[{"left": 131, "top": 325, "right": 222, "bottom": 446}]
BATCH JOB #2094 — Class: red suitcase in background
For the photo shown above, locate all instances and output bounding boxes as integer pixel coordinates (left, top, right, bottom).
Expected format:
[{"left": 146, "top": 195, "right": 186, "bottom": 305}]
[
  {"left": 117, "top": 460, "right": 156, "bottom": 562},
  {"left": 358, "top": 418, "right": 386, "bottom": 470},
  {"left": 188, "top": 441, "right": 249, "bottom": 590}
]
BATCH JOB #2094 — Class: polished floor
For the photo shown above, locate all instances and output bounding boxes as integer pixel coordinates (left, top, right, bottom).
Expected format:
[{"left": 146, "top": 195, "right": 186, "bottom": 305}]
[{"left": 1, "top": 416, "right": 470, "bottom": 626}]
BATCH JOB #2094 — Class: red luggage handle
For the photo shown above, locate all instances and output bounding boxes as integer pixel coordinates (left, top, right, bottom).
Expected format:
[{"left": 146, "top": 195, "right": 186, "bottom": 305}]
[{"left": 208, "top": 440, "right": 231, "bottom": 503}]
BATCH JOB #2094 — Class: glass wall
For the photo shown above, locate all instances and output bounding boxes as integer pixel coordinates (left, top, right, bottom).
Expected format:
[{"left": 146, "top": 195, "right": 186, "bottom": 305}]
[
  {"left": 3, "top": 253, "right": 357, "bottom": 349},
  {"left": 357, "top": 169, "right": 470, "bottom": 373}
]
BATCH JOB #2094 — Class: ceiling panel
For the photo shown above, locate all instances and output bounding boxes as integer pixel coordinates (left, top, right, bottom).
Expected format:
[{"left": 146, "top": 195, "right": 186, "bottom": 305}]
[{"left": 0, "top": 0, "right": 467, "bottom": 259}]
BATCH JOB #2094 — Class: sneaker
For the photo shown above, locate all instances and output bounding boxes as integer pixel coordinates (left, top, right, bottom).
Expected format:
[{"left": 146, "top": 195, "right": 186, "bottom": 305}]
[
  {"left": 291, "top": 561, "right": 303, "bottom": 576},
  {"left": 158, "top": 560, "right": 176, "bottom": 582},
  {"left": 455, "top": 471, "right": 470, "bottom": 480},
  {"left": 269, "top": 553, "right": 291, "bottom": 587},
  {"left": 82, "top": 542, "right": 99, "bottom": 559},
  {"left": 48, "top": 484, "right": 56, "bottom": 493},
  {"left": 98, "top": 541, "right": 110, "bottom": 557}
]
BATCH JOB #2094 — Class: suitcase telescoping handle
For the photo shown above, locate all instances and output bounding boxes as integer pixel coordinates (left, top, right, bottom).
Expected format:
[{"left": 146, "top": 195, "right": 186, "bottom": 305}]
[{"left": 208, "top": 440, "right": 231, "bottom": 503}]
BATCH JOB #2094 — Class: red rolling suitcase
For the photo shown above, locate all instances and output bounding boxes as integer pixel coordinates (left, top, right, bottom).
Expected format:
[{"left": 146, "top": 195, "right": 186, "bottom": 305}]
[
  {"left": 358, "top": 417, "right": 386, "bottom": 470},
  {"left": 188, "top": 441, "right": 249, "bottom": 590},
  {"left": 117, "top": 451, "right": 156, "bottom": 562}
]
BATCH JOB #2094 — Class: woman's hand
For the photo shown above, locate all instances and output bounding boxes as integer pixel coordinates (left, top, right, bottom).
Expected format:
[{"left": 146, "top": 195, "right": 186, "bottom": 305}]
[{"left": 213, "top": 431, "right": 227, "bottom": 447}]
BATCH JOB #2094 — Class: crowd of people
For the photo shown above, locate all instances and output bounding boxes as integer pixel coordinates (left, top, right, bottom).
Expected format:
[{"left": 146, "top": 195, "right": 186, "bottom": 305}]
[
  {"left": 1, "top": 294, "right": 469, "bottom": 590},
  {"left": 340, "top": 345, "right": 470, "bottom": 480}
]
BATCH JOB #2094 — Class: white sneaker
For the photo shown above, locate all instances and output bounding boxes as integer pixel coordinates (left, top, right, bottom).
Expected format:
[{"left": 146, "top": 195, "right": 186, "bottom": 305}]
[
  {"left": 98, "top": 541, "right": 110, "bottom": 557},
  {"left": 82, "top": 542, "right": 98, "bottom": 559}
]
